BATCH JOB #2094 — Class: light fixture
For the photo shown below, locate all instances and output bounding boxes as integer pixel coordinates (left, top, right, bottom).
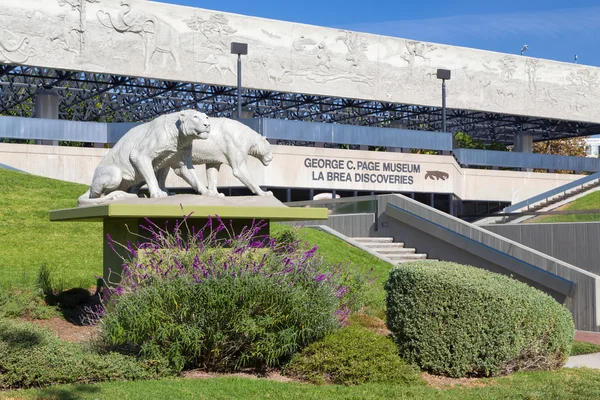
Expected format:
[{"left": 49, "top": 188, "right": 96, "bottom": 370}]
[
  {"left": 230, "top": 42, "right": 248, "bottom": 120},
  {"left": 436, "top": 69, "right": 451, "bottom": 132}
]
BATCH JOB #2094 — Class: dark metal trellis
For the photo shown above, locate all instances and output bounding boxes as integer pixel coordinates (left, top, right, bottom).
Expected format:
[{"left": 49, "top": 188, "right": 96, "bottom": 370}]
[{"left": 2, "top": 64, "right": 600, "bottom": 145}]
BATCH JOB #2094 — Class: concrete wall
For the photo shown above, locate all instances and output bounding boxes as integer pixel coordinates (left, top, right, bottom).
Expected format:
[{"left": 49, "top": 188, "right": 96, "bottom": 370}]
[
  {"left": 1, "top": 0, "right": 600, "bottom": 123},
  {"left": 375, "top": 194, "right": 600, "bottom": 332},
  {"left": 0, "top": 143, "right": 585, "bottom": 204},
  {"left": 283, "top": 213, "right": 375, "bottom": 238},
  {"left": 485, "top": 223, "right": 600, "bottom": 276}
]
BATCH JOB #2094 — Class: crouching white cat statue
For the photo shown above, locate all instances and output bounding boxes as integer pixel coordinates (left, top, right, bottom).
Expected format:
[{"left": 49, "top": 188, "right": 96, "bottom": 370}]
[{"left": 77, "top": 110, "right": 211, "bottom": 206}]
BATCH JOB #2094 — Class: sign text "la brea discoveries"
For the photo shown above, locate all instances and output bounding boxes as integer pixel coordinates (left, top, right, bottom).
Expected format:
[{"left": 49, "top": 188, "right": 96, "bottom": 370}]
[{"left": 303, "top": 158, "right": 421, "bottom": 185}]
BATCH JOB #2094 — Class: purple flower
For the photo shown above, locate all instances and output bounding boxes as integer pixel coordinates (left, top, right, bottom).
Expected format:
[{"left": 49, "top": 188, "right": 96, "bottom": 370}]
[
  {"left": 304, "top": 245, "right": 318, "bottom": 259},
  {"left": 335, "top": 285, "right": 349, "bottom": 298}
]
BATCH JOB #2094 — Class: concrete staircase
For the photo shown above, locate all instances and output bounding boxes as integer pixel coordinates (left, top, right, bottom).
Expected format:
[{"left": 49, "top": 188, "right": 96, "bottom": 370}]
[{"left": 352, "top": 237, "right": 429, "bottom": 263}]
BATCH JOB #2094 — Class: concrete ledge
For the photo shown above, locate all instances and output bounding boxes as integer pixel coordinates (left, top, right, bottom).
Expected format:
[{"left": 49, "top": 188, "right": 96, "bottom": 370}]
[{"left": 50, "top": 194, "right": 329, "bottom": 222}]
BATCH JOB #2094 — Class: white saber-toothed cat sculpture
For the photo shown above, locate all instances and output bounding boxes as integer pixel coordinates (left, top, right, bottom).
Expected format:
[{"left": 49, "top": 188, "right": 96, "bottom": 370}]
[
  {"left": 77, "top": 110, "right": 211, "bottom": 206},
  {"left": 156, "top": 117, "right": 274, "bottom": 196}
]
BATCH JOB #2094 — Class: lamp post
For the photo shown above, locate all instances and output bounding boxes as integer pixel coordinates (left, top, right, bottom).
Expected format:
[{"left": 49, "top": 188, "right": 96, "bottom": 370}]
[
  {"left": 230, "top": 42, "right": 248, "bottom": 120},
  {"left": 436, "top": 69, "right": 451, "bottom": 132}
]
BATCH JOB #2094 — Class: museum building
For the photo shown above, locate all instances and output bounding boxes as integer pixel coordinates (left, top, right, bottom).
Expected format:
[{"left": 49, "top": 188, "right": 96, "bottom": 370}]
[{"left": 1, "top": 0, "right": 600, "bottom": 220}]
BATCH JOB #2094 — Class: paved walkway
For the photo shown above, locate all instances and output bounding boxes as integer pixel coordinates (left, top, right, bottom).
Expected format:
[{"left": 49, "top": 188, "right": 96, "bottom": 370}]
[
  {"left": 564, "top": 331, "right": 600, "bottom": 369},
  {"left": 565, "top": 353, "right": 600, "bottom": 369}
]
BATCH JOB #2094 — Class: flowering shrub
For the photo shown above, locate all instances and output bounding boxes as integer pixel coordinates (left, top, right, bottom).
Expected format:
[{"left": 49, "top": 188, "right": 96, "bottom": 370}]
[{"left": 97, "top": 216, "right": 371, "bottom": 372}]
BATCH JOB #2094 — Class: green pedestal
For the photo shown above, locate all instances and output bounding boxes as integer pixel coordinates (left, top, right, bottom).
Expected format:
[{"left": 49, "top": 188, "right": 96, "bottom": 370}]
[{"left": 50, "top": 195, "right": 328, "bottom": 285}]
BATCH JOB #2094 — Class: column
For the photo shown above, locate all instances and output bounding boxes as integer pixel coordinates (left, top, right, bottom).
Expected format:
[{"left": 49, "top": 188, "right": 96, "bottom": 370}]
[
  {"left": 514, "top": 132, "right": 533, "bottom": 172},
  {"left": 35, "top": 90, "right": 60, "bottom": 146}
]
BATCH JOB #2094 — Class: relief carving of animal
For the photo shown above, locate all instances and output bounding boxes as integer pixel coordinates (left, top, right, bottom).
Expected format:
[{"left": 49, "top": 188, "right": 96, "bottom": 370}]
[
  {"left": 424, "top": 171, "right": 449, "bottom": 181},
  {"left": 157, "top": 118, "right": 274, "bottom": 196},
  {"left": 78, "top": 110, "right": 211, "bottom": 206},
  {"left": 265, "top": 59, "right": 290, "bottom": 83},
  {"left": 198, "top": 54, "right": 236, "bottom": 77},
  {"left": 97, "top": 0, "right": 181, "bottom": 71},
  {"left": 0, "top": 28, "right": 35, "bottom": 63}
]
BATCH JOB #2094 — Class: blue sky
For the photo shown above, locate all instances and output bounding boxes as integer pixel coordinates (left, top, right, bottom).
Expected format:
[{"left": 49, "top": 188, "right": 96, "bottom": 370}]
[{"left": 157, "top": 0, "right": 600, "bottom": 67}]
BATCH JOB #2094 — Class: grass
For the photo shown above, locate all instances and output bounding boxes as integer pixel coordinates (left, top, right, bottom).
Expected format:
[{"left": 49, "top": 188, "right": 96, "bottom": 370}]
[
  {"left": 0, "top": 169, "right": 102, "bottom": 289},
  {"left": 4, "top": 368, "right": 600, "bottom": 400},
  {"left": 2, "top": 168, "right": 600, "bottom": 397},
  {"left": 531, "top": 190, "right": 600, "bottom": 223},
  {"left": 270, "top": 224, "right": 392, "bottom": 285},
  {"left": 571, "top": 340, "right": 600, "bottom": 356}
]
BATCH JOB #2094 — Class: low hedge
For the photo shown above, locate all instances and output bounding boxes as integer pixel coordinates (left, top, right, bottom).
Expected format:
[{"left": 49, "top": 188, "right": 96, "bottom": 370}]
[
  {"left": 286, "top": 325, "right": 424, "bottom": 386},
  {"left": 385, "top": 261, "right": 574, "bottom": 378},
  {"left": 0, "top": 318, "right": 168, "bottom": 389}
]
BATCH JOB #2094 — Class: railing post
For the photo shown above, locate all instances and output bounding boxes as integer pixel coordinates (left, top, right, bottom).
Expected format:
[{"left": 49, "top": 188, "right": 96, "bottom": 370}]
[{"left": 374, "top": 198, "right": 379, "bottom": 232}]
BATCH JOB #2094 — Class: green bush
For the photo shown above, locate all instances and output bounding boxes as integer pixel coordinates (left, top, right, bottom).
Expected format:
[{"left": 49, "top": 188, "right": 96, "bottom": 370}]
[
  {"left": 0, "top": 318, "right": 169, "bottom": 389},
  {"left": 98, "top": 219, "right": 370, "bottom": 372},
  {"left": 286, "top": 325, "right": 424, "bottom": 386},
  {"left": 385, "top": 261, "right": 574, "bottom": 378},
  {"left": 101, "top": 274, "right": 340, "bottom": 372},
  {"left": 0, "top": 287, "right": 57, "bottom": 319},
  {"left": 271, "top": 228, "right": 301, "bottom": 251}
]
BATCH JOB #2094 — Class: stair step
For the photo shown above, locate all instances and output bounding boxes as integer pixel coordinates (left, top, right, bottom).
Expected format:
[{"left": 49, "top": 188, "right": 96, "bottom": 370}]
[
  {"left": 371, "top": 247, "right": 417, "bottom": 256},
  {"left": 352, "top": 237, "right": 394, "bottom": 243},
  {"left": 388, "top": 254, "right": 428, "bottom": 260},
  {"left": 360, "top": 242, "right": 405, "bottom": 248}
]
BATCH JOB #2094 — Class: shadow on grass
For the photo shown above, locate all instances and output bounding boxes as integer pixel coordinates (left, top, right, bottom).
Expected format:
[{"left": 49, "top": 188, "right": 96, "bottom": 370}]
[
  {"left": 33, "top": 384, "right": 101, "bottom": 400},
  {"left": 0, "top": 324, "right": 44, "bottom": 348},
  {"left": 45, "top": 287, "right": 102, "bottom": 326}
]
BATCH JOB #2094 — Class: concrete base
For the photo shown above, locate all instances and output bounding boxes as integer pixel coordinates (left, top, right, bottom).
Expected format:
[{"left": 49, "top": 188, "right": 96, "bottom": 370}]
[
  {"left": 50, "top": 194, "right": 328, "bottom": 285},
  {"left": 102, "top": 216, "right": 269, "bottom": 285}
]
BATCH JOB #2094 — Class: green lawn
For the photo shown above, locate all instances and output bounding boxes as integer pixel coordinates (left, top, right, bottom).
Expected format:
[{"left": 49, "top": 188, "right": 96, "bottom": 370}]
[
  {"left": 4, "top": 369, "right": 600, "bottom": 400},
  {"left": 0, "top": 169, "right": 102, "bottom": 289},
  {"left": 571, "top": 340, "right": 600, "bottom": 356},
  {"left": 2, "top": 168, "right": 600, "bottom": 398},
  {"left": 531, "top": 190, "right": 600, "bottom": 223},
  {"left": 271, "top": 225, "right": 392, "bottom": 286}
]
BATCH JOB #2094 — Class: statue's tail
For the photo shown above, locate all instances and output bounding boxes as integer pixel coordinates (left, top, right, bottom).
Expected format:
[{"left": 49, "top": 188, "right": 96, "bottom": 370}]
[{"left": 77, "top": 189, "right": 138, "bottom": 207}]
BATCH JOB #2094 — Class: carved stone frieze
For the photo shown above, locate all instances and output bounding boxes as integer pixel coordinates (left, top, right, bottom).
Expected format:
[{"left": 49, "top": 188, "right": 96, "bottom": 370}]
[{"left": 0, "top": 0, "right": 599, "bottom": 124}]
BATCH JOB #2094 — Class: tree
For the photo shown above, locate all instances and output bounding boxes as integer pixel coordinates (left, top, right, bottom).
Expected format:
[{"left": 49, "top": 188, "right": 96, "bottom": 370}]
[
  {"left": 533, "top": 137, "right": 588, "bottom": 158},
  {"left": 532, "top": 137, "right": 589, "bottom": 174},
  {"left": 453, "top": 132, "right": 508, "bottom": 151}
]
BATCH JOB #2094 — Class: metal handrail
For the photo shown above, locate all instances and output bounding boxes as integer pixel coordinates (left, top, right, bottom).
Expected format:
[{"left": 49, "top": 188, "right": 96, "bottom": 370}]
[
  {"left": 285, "top": 195, "right": 380, "bottom": 231},
  {"left": 453, "top": 148, "right": 600, "bottom": 173},
  {"left": 284, "top": 195, "right": 378, "bottom": 208},
  {"left": 503, "top": 172, "right": 600, "bottom": 213}
]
